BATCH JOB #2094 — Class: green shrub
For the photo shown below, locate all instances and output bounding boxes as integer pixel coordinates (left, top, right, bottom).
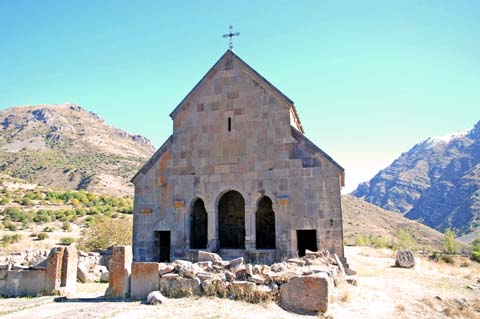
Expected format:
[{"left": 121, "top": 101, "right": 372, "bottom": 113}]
[
  {"left": 20, "top": 197, "right": 32, "bottom": 206},
  {"left": 59, "top": 237, "right": 75, "bottom": 246},
  {"left": 78, "top": 216, "right": 132, "bottom": 251},
  {"left": 37, "top": 232, "right": 49, "bottom": 240},
  {"left": 0, "top": 197, "right": 10, "bottom": 205},
  {"left": 4, "top": 221, "right": 18, "bottom": 231},
  {"left": 444, "top": 229, "right": 456, "bottom": 255},
  {"left": 2, "top": 233, "right": 22, "bottom": 244},
  {"left": 471, "top": 235, "right": 480, "bottom": 262},
  {"left": 62, "top": 221, "right": 72, "bottom": 232},
  {"left": 394, "top": 229, "right": 417, "bottom": 250},
  {"left": 354, "top": 234, "right": 370, "bottom": 246},
  {"left": 43, "top": 226, "right": 53, "bottom": 232}
]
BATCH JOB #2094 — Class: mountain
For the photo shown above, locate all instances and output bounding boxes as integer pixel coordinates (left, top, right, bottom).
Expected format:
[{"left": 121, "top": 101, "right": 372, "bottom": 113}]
[
  {"left": 352, "top": 120, "right": 480, "bottom": 237},
  {"left": 0, "top": 103, "right": 156, "bottom": 196},
  {"left": 341, "top": 195, "right": 465, "bottom": 251}
]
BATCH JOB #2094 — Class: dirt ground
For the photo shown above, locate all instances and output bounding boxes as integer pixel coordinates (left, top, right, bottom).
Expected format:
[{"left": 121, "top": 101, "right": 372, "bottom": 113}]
[{"left": 1, "top": 246, "right": 479, "bottom": 319}]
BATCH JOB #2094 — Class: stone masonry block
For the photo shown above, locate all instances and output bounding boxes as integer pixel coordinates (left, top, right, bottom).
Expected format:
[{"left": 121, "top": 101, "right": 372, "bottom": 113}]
[
  {"left": 109, "top": 245, "right": 132, "bottom": 299},
  {"left": 131, "top": 262, "right": 160, "bottom": 300}
]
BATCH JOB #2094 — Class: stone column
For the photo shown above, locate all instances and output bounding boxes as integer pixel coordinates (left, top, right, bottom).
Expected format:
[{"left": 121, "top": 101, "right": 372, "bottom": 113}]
[
  {"left": 61, "top": 246, "right": 78, "bottom": 296},
  {"left": 108, "top": 245, "right": 132, "bottom": 299},
  {"left": 206, "top": 203, "right": 218, "bottom": 251},
  {"left": 45, "top": 247, "right": 64, "bottom": 293},
  {"left": 245, "top": 204, "right": 256, "bottom": 250}
]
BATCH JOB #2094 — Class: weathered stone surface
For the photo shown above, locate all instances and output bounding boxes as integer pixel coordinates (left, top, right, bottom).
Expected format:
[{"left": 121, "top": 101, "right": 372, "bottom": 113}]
[
  {"left": 159, "top": 275, "right": 202, "bottom": 297},
  {"left": 280, "top": 274, "right": 330, "bottom": 314},
  {"left": 287, "top": 258, "right": 306, "bottom": 266},
  {"left": 248, "top": 275, "right": 265, "bottom": 284},
  {"left": 100, "top": 271, "right": 109, "bottom": 283},
  {"left": 131, "top": 50, "right": 345, "bottom": 264},
  {"left": 159, "top": 263, "right": 175, "bottom": 276},
  {"left": 198, "top": 251, "right": 222, "bottom": 263},
  {"left": 229, "top": 257, "right": 244, "bottom": 272},
  {"left": 147, "top": 291, "right": 167, "bottom": 305},
  {"left": 5, "top": 270, "right": 46, "bottom": 297},
  {"left": 131, "top": 262, "right": 160, "bottom": 300},
  {"left": 395, "top": 250, "right": 415, "bottom": 268},
  {"left": 333, "top": 254, "right": 345, "bottom": 275},
  {"left": 108, "top": 245, "right": 132, "bottom": 299},
  {"left": 77, "top": 262, "right": 89, "bottom": 283},
  {"left": 230, "top": 281, "right": 256, "bottom": 301}
]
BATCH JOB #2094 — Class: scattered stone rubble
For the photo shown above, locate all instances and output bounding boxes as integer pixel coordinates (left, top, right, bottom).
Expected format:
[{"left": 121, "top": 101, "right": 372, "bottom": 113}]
[
  {"left": 77, "top": 250, "right": 112, "bottom": 283},
  {"left": 114, "top": 248, "right": 356, "bottom": 314}
]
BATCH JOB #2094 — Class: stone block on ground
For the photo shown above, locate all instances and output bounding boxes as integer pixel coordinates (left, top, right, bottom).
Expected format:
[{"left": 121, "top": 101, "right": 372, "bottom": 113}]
[
  {"left": 395, "top": 250, "right": 415, "bottom": 268},
  {"left": 230, "top": 281, "right": 256, "bottom": 302},
  {"left": 131, "top": 262, "right": 160, "bottom": 300},
  {"left": 198, "top": 251, "right": 222, "bottom": 262},
  {"left": 77, "top": 262, "right": 89, "bottom": 283},
  {"left": 147, "top": 291, "right": 167, "bottom": 305},
  {"left": 159, "top": 275, "right": 202, "bottom": 297},
  {"left": 108, "top": 245, "right": 132, "bottom": 299},
  {"left": 280, "top": 274, "right": 331, "bottom": 314}
]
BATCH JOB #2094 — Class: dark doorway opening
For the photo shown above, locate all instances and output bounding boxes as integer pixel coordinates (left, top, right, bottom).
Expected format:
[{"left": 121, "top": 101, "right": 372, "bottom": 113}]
[
  {"left": 155, "top": 231, "right": 171, "bottom": 262},
  {"left": 297, "top": 229, "right": 317, "bottom": 257},
  {"left": 190, "top": 198, "right": 208, "bottom": 249},
  {"left": 218, "top": 190, "right": 245, "bottom": 249},
  {"left": 256, "top": 196, "right": 276, "bottom": 249}
]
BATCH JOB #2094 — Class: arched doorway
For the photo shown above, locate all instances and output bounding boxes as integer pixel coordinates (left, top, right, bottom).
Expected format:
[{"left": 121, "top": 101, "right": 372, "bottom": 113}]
[
  {"left": 190, "top": 198, "right": 207, "bottom": 249},
  {"left": 256, "top": 196, "right": 276, "bottom": 249},
  {"left": 218, "top": 190, "right": 245, "bottom": 249}
]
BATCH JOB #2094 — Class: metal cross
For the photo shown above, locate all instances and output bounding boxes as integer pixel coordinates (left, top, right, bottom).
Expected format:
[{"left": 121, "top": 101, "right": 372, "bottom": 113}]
[{"left": 222, "top": 25, "right": 240, "bottom": 50}]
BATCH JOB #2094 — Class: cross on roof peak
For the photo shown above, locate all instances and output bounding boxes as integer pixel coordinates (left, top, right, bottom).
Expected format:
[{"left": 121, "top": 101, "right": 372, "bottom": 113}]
[{"left": 222, "top": 25, "right": 240, "bottom": 50}]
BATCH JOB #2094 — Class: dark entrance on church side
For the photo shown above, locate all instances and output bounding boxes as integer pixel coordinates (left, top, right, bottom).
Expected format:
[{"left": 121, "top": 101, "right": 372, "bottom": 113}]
[
  {"left": 155, "top": 231, "right": 171, "bottom": 262},
  {"left": 256, "top": 196, "right": 276, "bottom": 249},
  {"left": 190, "top": 198, "right": 208, "bottom": 249},
  {"left": 218, "top": 191, "right": 245, "bottom": 249},
  {"left": 297, "top": 229, "right": 317, "bottom": 257}
]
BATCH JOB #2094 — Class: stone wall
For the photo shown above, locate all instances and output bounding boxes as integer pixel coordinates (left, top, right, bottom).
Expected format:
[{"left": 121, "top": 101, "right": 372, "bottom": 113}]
[
  {"left": 0, "top": 246, "right": 77, "bottom": 297},
  {"left": 133, "top": 50, "right": 344, "bottom": 263}
]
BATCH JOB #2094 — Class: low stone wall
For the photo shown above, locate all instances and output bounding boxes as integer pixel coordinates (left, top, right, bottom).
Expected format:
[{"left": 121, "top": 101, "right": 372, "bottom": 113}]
[
  {"left": 110, "top": 247, "right": 352, "bottom": 314},
  {"left": 0, "top": 246, "right": 78, "bottom": 297}
]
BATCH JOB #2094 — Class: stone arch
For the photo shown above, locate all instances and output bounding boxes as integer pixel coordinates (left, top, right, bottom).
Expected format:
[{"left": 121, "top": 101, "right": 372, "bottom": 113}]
[
  {"left": 256, "top": 196, "right": 276, "bottom": 249},
  {"left": 218, "top": 190, "right": 245, "bottom": 249},
  {"left": 190, "top": 198, "right": 208, "bottom": 249}
]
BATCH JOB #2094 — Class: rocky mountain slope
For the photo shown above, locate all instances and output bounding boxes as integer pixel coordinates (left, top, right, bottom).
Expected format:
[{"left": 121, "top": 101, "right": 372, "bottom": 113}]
[
  {"left": 341, "top": 195, "right": 463, "bottom": 251},
  {"left": 352, "top": 120, "right": 480, "bottom": 237},
  {"left": 0, "top": 103, "right": 156, "bottom": 196}
]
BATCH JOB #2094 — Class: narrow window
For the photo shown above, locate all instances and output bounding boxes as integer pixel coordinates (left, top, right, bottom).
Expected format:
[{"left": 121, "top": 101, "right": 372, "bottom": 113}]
[{"left": 228, "top": 117, "right": 232, "bottom": 132}]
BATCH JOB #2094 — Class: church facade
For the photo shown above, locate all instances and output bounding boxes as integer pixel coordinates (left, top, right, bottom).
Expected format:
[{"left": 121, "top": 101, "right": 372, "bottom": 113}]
[{"left": 131, "top": 50, "right": 345, "bottom": 264}]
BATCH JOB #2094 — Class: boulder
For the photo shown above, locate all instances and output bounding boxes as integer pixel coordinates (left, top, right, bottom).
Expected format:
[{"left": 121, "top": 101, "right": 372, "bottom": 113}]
[
  {"left": 159, "top": 276, "right": 202, "bottom": 297},
  {"left": 198, "top": 251, "right": 222, "bottom": 263},
  {"left": 225, "top": 270, "right": 236, "bottom": 282},
  {"left": 77, "top": 262, "right": 89, "bottom": 283},
  {"left": 146, "top": 291, "right": 167, "bottom": 305},
  {"left": 287, "top": 258, "right": 306, "bottom": 266},
  {"left": 228, "top": 257, "right": 243, "bottom": 272},
  {"left": 159, "top": 263, "right": 175, "bottom": 276},
  {"left": 395, "top": 250, "right": 415, "bottom": 268},
  {"left": 100, "top": 271, "right": 109, "bottom": 283},
  {"left": 230, "top": 281, "right": 256, "bottom": 301},
  {"left": 248, "top": 275, "right": 265, "bottom": 284},
  {"left": 280, "top": 274, "right": 331, "bottom": 314},
  {"left": 245, "top": 264, "right": 253, "bottom": 276}
]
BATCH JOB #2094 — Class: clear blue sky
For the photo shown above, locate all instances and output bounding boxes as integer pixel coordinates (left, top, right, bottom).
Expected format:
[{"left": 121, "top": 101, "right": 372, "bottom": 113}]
[{"left": 1, "top": 1, "right": 479, "bottom": 192}]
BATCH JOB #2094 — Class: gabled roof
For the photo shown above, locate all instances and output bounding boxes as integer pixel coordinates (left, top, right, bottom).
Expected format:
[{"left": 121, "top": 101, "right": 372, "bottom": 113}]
[
  {"left": 290, "top": 126, "right": 345, "bottom": 172},
  {"left": 130, "top": 135, "right": 173, "bottom": 183},
  {"left": 169, "top": 49, "right": 304, "bottom": 133}
]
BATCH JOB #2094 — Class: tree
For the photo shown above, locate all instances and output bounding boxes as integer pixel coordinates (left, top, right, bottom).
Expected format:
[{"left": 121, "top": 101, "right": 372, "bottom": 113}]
[
  {"left": 395, "top": 228, "right": 417, "bottom": 250},
  {"left": 472, "top": 235, "right": 480, "bottom": 262},
  {"left": 444, "top": 228, "right": 456, "bottom": 255},
  {"left": 78, "top": 216, "right": 132, "bottom": 251}
]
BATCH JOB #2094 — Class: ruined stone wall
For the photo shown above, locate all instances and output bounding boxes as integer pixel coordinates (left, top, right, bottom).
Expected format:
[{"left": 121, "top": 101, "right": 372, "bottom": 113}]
[{"left": 133, "top": 51, "right": 344, "bottom": 262}]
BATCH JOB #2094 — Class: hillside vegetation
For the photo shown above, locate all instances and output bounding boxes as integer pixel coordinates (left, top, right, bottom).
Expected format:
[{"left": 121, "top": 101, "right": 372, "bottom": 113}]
[
  {"left": 342, "top": 195, "right": 468, "bottom": 252},
  {"left": 0, "top": 174, "right": 132, "bottom": 252},
  {"left": 0, "top": 103, "right": 155, "bottom": 196}
]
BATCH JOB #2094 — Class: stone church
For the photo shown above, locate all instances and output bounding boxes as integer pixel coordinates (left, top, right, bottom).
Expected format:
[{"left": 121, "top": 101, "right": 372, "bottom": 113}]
[{"left": 131, "top": 49, "right": 345, "bottom": 264}]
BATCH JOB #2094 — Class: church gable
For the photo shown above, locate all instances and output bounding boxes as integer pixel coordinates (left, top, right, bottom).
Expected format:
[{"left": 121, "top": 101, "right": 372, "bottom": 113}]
[{"left": 169, "top": 50, "right": 304, "bottom": 133}]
